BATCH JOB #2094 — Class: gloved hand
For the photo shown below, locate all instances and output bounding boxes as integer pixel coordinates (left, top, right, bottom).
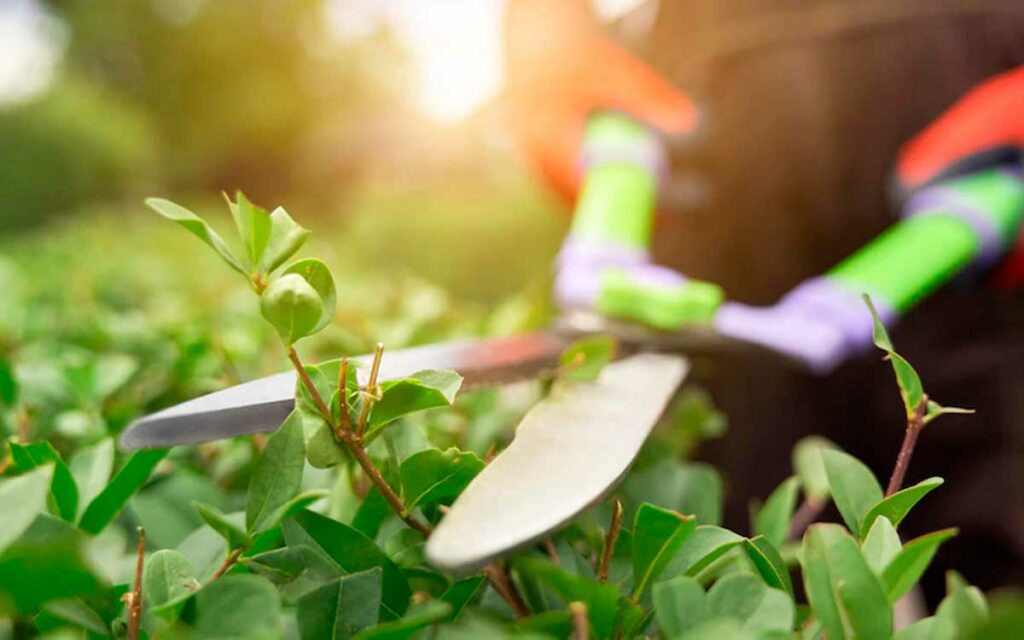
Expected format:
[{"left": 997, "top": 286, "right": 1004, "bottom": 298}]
[
  {"left": 553, "top": 112, "right": 723, "bottom": 330},
  {"left": 504, "top": 0, "right": 697, "bottom": 198},
  {"left": 714, "top": 277, "right": 894, "bottom": 374},
  {"left": 896, "top": 65, "right": 1024, "bottom": 194},
  {"left": 896, "top": 65, "right": 1024, "bottom": 286}
]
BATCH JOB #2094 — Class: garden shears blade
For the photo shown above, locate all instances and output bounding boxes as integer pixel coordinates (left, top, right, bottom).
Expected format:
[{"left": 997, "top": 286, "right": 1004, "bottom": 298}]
[
  {"left": 425, "top": 352, "right": 688, "bottom": 575},
  {"left": 118, "top": 313, "right": 781, "bottom": 450},
  {"left": 119, "top": 332, "right": 572, "bottom": 450}
]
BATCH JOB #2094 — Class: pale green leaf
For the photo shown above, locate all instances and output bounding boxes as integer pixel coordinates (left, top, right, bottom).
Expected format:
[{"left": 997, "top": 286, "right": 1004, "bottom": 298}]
[{"left": 146, "top": 198, "right": 247, "bottom": 276}]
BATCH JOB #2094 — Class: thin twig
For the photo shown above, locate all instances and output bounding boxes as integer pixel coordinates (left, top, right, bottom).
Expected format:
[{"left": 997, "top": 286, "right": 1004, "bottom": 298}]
[
  {"left": 570, "top": 601, "right": 589, "bottom": 640},
  {"left": 288, "top": 347, "right": 431, "bottom": 535},
  {"left": 598, "top": 500, "right": 623, "bottom": 583},
  {"left": 886, "top": 396, "right": 928, "bottom": 497},
  {"left": 288, "top": 347, "right": 333, "bottom": 424},
  {"left": 543, "top": 538, "right": 560, "bottom": 564},
  {"left": 210, "top": 547, "right": 244, "bottom": 581},
  {"left": 356, "top": 343, "right": 384, "bottom": 436},
  {"left": 17, "top": 408, "right": 29, "bottom": 442},
  {"left": 787, "top": 496, "right": 826, "bottom": 541},
  {"left": 337, "top": 357, "right": 350, "bottom": 426},
  {"left": 341, "top": 429, "right": 433, "bottom": 536},
  {"left": 125, "top": 527, "right": 145, "bottom": 640},
  {"left": 484, "top": 563, "right": 529, "bottom": 618}
]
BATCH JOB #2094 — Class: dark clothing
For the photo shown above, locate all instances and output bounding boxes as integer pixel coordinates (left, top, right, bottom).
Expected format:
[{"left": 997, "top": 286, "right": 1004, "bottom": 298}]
[{"left": 640, "top": 0, "right": 1024, "bottom": 594}]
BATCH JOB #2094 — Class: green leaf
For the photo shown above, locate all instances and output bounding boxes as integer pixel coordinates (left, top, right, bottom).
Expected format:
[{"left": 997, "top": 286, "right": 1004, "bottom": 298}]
[
  {"left": 894, "top": 617, "right": 935, "bottom": 640},
  {"left": 69, "top": 438, "right": 114, "bottom": 522},
  {"left": 632, "top": 503, "right": 697, "bottom": 598},
  {"left": 194, "top": 502, "right": 252, "bottom": 550},
  {"left": 283, "top": 258, "right": 337, "bottom": 334},
  {"left": 283, "top": 509, "right": 411, "bottom": 619},
  {"left": 246, "top": 410, "right": 305, "bottom": 534},
  {"left": 515, "top": 557, "right": 623, "bottom": 639},
  {"left": 0, "top": 464, "right": 54, "bottom": 554},
  {"left": 801, "top": 523, "right": 891, "bottom": 640},
  {"left": 366, "top": 369, "right": 463, "bottom": 437},
  {"left": 261, "top": 273, "right": 324, "bottom": 345},
  {"left": 8, "top": 442, "right": 77, "bottom": 522},
  {"left": 707, "top": 573, "right": 794, "bottom": 634},
  {"left": 259, "top": 206, "right": 311, "bottom": 275},
  {"left": 932, "top": 573, "right": 988, "bottom": 640},
  {"left": 822, "top": 449, "right": 883, "bottom": 536},
  {"left": 667, "top": 525, "right": 744, "bottom": 578},
  {"left": 297, "top": 568, "right": 382, "bottom": 640},
  {"left": 146, "top": 198, "right": 247, "bottom": 276},
  {"left": 249, "top": 544, "right": 343, "bottom": 604},
  {"left": 194, "top": 574, "right": 283, "bottom": 640},
  {"left": 558, "top": 335, "right": 617, "bottom": 382},
  {"left": 0, "top": 514, "right": 104, "bottom": 614},
  {"left": 36, "top": 599, "right": 108, "bottom": 635},
  {"left": 754, "top": 476, "right": 799, "bottom": 547},
  {"left": 742, "top": 536, "right": 793, "bottom": 596},
  {"left": 653, "top": 575, "right": 709, "bottom": 637},
  {"left": 352, "top": 600, "right": 453, "bottom": 640},
  {"left": 143, "top": 549, "right": 200, "bottom": 618},
  {"left": 864, "top": 295, "right": 924, "bottom": 417},
  {"left": 399, "top": 447, "right": 484, "bottom": 514},
  {"left": 440, "top": 575, "right": 486, "bottom": 622},
  {"left": 880, "top": 528, "right": 957, "bottom": 603},
  {"left": 923, "top": 400, "right": 973, "bottom": 426},
  {"left": 859, "top": 477, "right": 943, "bottom": 537},
  {"left": 861, "top": 516, "right": 901, "bottom": 574},
  {"left": 0, "top": 355, "right": 16, "bottom": 406},
  {"left": 229, "top": 192, "right": 272, "bottom": 269},
  {"left": 793, "top": 436, "right": 837, "bottom": 500},
  {"left": 78, "top": 448, "right": 167, "bottom": 535}
]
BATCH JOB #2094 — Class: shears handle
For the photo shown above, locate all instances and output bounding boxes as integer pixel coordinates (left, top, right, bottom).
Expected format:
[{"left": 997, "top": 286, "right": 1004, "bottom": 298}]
[
  {"left": 827, "top": 167, "right": 1024, "bottom": 312},
  {"left": 558, "top": 112, "right": 723, "bottom": 330}
]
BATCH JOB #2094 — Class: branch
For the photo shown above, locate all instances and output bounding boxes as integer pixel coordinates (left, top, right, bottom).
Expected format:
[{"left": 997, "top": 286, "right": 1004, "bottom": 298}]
[
  {"left": 125, "top": 527, "right": 145, "bottom": 640},
  {"left": 570, "top": 601, "right": 589, "bottom": 640},
  {"left": 886, "top": 396, "right": 928, "bottom": 496},
  {"left": 787, "top": 496, "right": 826, "bottom": 541},
  {"left": 484, "top": 563, "right": 529, "bottom": 618},
  {"left": 210, "top": 547, "right": 244, "bottom": 581},
  {"left": 286, "top": 346, "right": 431, "bottom": 536},
  {"left": 598, "top": 499, "right": 623, "bottom": 583}
]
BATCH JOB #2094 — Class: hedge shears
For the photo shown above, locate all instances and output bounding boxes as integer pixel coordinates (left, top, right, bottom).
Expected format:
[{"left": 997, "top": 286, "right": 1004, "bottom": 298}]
[{"left": 120, "top": 113, "right": 1024, "bottom": 575}]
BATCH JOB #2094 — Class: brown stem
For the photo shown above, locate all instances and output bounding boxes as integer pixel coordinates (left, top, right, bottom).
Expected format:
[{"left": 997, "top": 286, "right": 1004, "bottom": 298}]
[
  {"left": 787, "top": 496, "right": 826, "bottom": 541},
  {"left": 211, "top": 547, "right": 244, "bottom": 581},
  {"left": 484, "top": 563, "right": 529, "bottom": 618},
  {"left": 598, "top": 499, "right": 623, "bottom": 583},
  {"left": 17, "top": 408, "right": 30, "bottom": 442},
  {"left": 543, "top": 538, "right": 560, "bottom": 564},
  {"left": 356, "top": 343, "right": 385, "bottom": 436},
  {"left": 342, "top": 429, "right": 433, "bottom": 536},
  {"left": 126, "top": 527, "right": 145, "bottom": 640},
  {"left": 570, "top": 601, "right": 589, "bottom": 640},
  {"left": 886, "top": 397, "right": 928, "bottom": 497},
  {"left": 287, "top": 346, "right": 432, "bottom": 536},
  {"left": 337, "top": 358, "right": 350, "bottom": 427},
  {"left": 288, "top": 347, "right": 333, "bottom": 424}
]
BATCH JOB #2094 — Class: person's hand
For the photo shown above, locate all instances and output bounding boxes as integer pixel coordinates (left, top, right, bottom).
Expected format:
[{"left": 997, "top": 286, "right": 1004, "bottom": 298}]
[
  {"left": 897, "top": 65, "right": 1024, "bottom": 286},
  {"left": 714, "top": 278, "right": 892, "bottom": 374},
  {"left": 897, "top": 65, "right": 1024, "bottom": 193},
  {"left": 503, "top": 0, "right": 697, "bottom": 197}
]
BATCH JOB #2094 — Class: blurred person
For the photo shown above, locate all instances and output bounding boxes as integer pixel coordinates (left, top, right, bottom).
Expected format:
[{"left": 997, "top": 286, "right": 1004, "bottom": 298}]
[{"left": 504, "top": 0, "right": 1024, "bottom": 594}]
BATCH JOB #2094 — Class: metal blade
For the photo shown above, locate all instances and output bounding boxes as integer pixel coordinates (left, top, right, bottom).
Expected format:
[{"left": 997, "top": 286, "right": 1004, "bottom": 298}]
[
  {"left": 425, "top": 352, "right": 688, "bottom": 575},
  {"left": 119, "top": 332, "right": 571, "bottom": 450}
]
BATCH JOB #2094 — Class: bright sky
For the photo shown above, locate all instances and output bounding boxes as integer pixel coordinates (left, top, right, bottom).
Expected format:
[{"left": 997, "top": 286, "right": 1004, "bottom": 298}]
[{"left": 0, "top": 0, "right": 648, "bottom": 119}]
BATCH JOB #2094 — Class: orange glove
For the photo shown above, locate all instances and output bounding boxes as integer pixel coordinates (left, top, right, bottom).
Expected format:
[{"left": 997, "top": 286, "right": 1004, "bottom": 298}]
[{"left": 503, "top": 0, "right": 698, "bottom": 198}]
